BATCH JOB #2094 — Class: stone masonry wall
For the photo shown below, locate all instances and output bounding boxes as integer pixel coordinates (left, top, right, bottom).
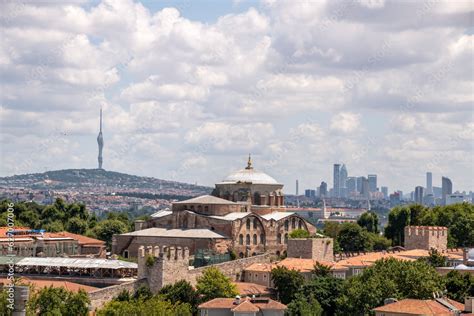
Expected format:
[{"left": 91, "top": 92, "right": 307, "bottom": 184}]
[
  {"left": 287, "top": 238, "right": 334, "bottom": 262},
  {"left": 88, "top": 278, "right": 147, "bottom": 311},
  {"left": 404, "top": 226, "right": 448, "bottom": 251},
  {"left": 137, "top": 245, "right": 272, "bottom": 293}
]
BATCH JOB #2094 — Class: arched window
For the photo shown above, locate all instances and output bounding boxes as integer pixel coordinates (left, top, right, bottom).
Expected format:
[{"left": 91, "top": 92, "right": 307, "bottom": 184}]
[
  {"left": 197, "top": 205, "right": 202, "bottom": 212},
  {"left": 123, "top": 250, "right": 129, "bottom": 258},
  {"left": 253, "top": 218, "right": 258, "bottom": 229},
  {"left": 276, "top": 251, "right": 280, "bottom": 256},
  {"left": 260, "top": 233, "right": 265, "bottom": 245},
  {"left": 204, "top": 206, "right": 209, "bottom": 213},
  {"left": 239, "top": 234, "right": 243, "bottom": 245},
  {"left": 277, "top": 233, "right": 282, "bottom": 244},
  {"left": 246, "top": 234, "right": 250, "bottom": 245},
  {"left": 246, "top": 218, "right": 251, "bottom": 230},
  {"left": 253, "top": 234, "right": 257, "bottom": 245},
  {"left": 284, "top": 233, "right": 288, "bottom": 244},
  {"left": 292, "top": 218, "right": 296, "bottom": 229},
  {"left": 284, "top": 220, "right": 289, "bottom": 231},
  {"left": 190, "top": 205, "right": 195, "bottom": 211},
  {"left": 239, "top": 252, "right": 244, "bottom": 258},
  {"left": 298, "top": 220, "right": 303, "bottom": 229}
]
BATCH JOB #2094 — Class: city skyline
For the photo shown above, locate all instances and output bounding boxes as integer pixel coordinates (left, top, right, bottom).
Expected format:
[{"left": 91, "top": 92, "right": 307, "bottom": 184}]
[{"left": 1, "top": 1, "right": 473, "bottom": 194}]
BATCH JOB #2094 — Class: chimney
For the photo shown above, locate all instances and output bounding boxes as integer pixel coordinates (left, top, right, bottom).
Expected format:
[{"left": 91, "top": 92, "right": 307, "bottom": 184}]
[
  {"left": 234, "top": 295, "right": 241, "bottom": 305},
  {"left": 465, "top": 297, "right": 474, "bottom": 313}
]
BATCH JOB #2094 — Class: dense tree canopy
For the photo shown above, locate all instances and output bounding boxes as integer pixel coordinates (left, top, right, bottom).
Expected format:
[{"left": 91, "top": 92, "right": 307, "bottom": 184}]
[
  {"left": 336, "top": 258, "right": 444, "bottom": 315},
  {"left": 97, "top": 296, "right": 192, "bottom": 316},
  {"left": 445, "top": 271, "right": 474, "bottom": 302},
  {"left": 271, "top": 266, "right": 305, "bottom": 304},
  {"left": 195, "top": 267, "right": 238, "bottom": 302},
  {"left": 0, "top": 199, "right": 131, "bottom": 249},
  {"left": 357, "top": 211, "right": 379, "bottom": 233},
  {"left": 384, "top": 203, "right": 474, "bottom": 247},
  {"left": 159, "top": 280, "right": 199, "bottom": 314},
  {"left": 27, "top": 286, "right": 90, "bottom": 316}
]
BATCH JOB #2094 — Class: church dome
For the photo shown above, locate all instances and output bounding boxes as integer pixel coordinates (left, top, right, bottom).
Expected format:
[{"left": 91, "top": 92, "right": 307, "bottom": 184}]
[{"left": 220, "top": 156, "right": 279, "bottom": 185}]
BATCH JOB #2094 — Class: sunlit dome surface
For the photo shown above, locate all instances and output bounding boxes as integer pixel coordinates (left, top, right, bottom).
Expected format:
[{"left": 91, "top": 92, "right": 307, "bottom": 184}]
[{"left": 220, "top": 156, "right": 279, "bottom": 185}]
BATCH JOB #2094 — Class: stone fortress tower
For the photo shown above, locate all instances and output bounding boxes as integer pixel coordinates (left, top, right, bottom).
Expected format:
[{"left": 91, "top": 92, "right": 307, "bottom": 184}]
[{"left": 404, "top": 226, "right": 448, "bottom": 252}]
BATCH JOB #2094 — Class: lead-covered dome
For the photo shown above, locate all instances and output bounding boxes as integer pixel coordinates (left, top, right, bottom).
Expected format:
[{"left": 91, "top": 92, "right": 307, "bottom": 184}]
[{"left": 220, "top": 155, "right": 279, "bottom": 185}]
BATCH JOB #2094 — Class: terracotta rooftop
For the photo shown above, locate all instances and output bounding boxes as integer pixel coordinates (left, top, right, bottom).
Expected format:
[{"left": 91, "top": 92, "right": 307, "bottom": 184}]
[
  {"left": 0, "top": 277, "right": 98, "bottom": 293},
  {"left": 372, "top": 298, "right": 464, "bottom": 315},
  {"left": 199, "top": 297, "right": 286, "bottom": 311},
  {"left": 231, "top": 300, "right": 259, "bottom": 312},
  {"left": 46, "top": 231, "right": 105, "bottom": 245},
  {"left": 233, "top": 282, "right": 271, "bottom": 296}
]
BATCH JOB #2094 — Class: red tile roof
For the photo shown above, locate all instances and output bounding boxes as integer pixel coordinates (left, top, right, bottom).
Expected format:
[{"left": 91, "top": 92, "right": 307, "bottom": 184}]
[
  {"left": 372, "top": 298, "right": 464, "bottom": 315},
  {"left": 198, "top": 297, "right": 286, "bottom": 311},
  {"left": 233, "top": 282, "right": 271, "bottom": 296},
  {"left": 0, "top": 277, "right": 98, "bottom": 293}
]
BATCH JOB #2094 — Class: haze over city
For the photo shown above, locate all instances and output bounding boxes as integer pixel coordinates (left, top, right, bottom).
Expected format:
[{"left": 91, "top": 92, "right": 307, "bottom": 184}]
[{"left": 1, "top": 0, "right": 473, "bottom": 194}]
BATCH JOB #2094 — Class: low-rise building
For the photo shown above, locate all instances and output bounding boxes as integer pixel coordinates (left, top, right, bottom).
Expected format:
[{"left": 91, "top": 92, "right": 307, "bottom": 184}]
[
  {"left": 373, "top": 297, "right": 473, "bottom": 316},
  {"left": 198, "top": 296, "right": 287, "bottom": 316}
]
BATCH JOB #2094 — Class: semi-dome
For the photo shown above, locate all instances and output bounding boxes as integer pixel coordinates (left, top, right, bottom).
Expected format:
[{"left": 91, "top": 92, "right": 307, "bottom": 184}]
[{"left": 220, "top": 155, "right": 279, "bottom": 185}]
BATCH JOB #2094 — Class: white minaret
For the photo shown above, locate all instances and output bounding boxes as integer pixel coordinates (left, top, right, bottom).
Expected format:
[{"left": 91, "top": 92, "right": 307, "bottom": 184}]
[
  {"left": 97, "top": 108, "right": 104, "bottom": 169},
  {"left": 296, "top": 179, "right": 299, "bottom": 208}
]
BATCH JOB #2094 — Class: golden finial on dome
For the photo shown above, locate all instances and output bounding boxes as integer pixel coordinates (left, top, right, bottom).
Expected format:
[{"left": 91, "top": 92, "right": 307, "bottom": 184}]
[{"left": 246, "top": 154, "right": 253, "bottom": 170}]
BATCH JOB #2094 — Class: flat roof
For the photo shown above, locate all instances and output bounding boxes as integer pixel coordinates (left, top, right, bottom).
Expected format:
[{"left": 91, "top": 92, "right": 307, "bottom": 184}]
[
  {"left": 261, "top": 212, "right": 295, "bottom": 221},
  {"left": 0, "top": 257, "right": 137, "bottom": 270},
  {"left": 120, "top": 227, "right": 228, "bottom": 239}
]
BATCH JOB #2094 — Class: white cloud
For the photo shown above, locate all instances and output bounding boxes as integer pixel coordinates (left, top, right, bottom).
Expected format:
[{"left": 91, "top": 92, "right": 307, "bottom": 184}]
[{"left": 0, "top": 0, "right": 472, "bottom": 192}]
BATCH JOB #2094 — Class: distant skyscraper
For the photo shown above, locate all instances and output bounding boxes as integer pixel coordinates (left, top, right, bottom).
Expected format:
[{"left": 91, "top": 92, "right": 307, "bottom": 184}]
[
  {"left": 368, "top": 174, "right": 377, "bottom": 192},
  {"left": 442, "top": 176, "right": 453, "bottom": 205},
  {"left": 346, "top": 177, "right": 357, "bottom": 193},
  {"left": 97, "top": 108, "right": 104, "bottom": 169},
  {"left": 381, "top": 186, "right": 388, "bottom": 199},
  {"left": 426, "top": 172, "right": 433, "bottom": 195},
  {"left": 356, "top": 176, "right": 364, "bottom": 193},
  {"left": 305, "top": 189, "right": 316, "bottom": 198},
  {"left": 333, "top": 164, "right": 341, "bottom": 197},
  {"left": 415, "top": 186, "right": 424, "bottom": 204},
  {"left": 296, "top": 179, "right": 299, "bottom": 207},
  {"left": 319, "top": 181, "right": 328, "bottom": 197},
  {"left": 390, "top": 192, "right": 401, "bottom": 206},
  {"left": 339, "top": 164, "right": 348, "bottom": 197},
  {"left": 360, "top": 177, "right": 369, "bottom": 198}
]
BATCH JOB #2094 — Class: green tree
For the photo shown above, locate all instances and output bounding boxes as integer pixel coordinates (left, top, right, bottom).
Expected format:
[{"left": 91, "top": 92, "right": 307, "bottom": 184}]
[
  {"left": 312, "top": 262, "right": 332, "bottom": 278},
  {"left": 357, "top": 211, "right": 379, "bottom": 233},
  {"left": 323, "top": 222, "right": 341, "bottom": 239},
  {"left": 336, "top": 258, "right": 444, "bottom": 315},
  {"left": 271, "top": 266, "right": 304, "bottom": 304},
  {"left": 289, "top": 229, "right": 311, "bottom": 238},
  {"left": 43, "top": 220, "right": 64, "bottom": 233},
  {"left": 159, "top": 280, "right": 199, "bottom": 313},
  {"left": 384, "top": 206, "right": 411, "bottom": 246},
  {"left": 287, "top": 293, "right": 323, "bottom": 316},
  {"left": 368, "top": 232, "right": 391, "bottom": 251},
  {"left": 97, "top": 296, "right": 192, "bottom": 316},
  {"left": 0, "top": 289, "right": 13, "bottom": 316},
  {"left": 337, "top": 223, "right": 372, "bottom": 252},
  {"left": 300, "top": 276, "right": 343, "bottom": 315},
  {"left": 27, "top": 287, "right": 90, "bottom": 316},
  {"left": 445, "top": 270, "right": 474, "bottom": 302},
  {"left": 420, "top": 248, "right": 447, "bottom": 267},
  {"left": 92, "top": 219, "right": 128, "bottom": 248},
  {"left": 196, "top": 267, "right": 238, "bottom": 302},
  {"left": 66, "top": 217, "right": 88, "bottom": 235}
]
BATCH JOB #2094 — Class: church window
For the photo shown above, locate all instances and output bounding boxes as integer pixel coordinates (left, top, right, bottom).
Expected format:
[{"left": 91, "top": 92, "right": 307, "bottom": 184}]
[
  {"left": 260, "top": 234, "right": 265, "bottom": 245},
  {"left": 284, "top": 220, "right": 289, "bottom": 231},
  {"left": 204, "top": 206, "right": 209, "bottom": 213},
  {"left": 239, "top": 252, "right": 244, "bottom": 258},
  {"left": 239, "top": 234, "right": 243, "bottom": 245},
  {"left": 284, "top": 233, "right": 288, "bottom": 244},
  {"left": 123, "top": 250, "right": 129, "bottom": 258},
  {"left": 246, "top": 234, "right": 250, "bottom": 245},
  {"left": 197, "top": 205, "right": 202, "bottom": 212},
  {"left": 292, "top": 218, "right": 296, "bottom": 229},
  {"left": 253, "top": 218, "right": 258, "bottom": 229},
  {"left": 246, "top": 218, "right": 251, "bottom": 230},
  {"left": 277, "top": 233, "right": 282, "bottom": 244},
  {"left": 253, "top": 234, "right": 257, "bottom": 245},
  {"left": 298, "top": 220, "right": 303, "bottom": 229}
]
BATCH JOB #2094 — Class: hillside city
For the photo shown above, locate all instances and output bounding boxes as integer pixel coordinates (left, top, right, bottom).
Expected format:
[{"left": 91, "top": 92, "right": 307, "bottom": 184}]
[{"left": 1, "top": 1, "right": 473, "bottom": 316}]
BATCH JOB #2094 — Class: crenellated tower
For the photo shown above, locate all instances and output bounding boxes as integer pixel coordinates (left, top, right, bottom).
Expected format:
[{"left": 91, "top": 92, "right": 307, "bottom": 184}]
[
  {"left": 404, "top": 226, "right": 448, "bottom": 252},
  {"left": 137, "top": 245, "right": 190, "bottom": 293}
]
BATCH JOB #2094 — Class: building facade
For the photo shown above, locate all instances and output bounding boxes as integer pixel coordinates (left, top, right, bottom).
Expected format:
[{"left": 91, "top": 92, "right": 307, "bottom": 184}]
[{"left": 113, "top": 157, "right": 317, "bottom": 258}]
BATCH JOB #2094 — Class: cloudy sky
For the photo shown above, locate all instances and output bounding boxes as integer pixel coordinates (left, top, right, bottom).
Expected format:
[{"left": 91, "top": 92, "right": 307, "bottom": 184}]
[{"left": 1, "top": 0, "right": 473, "bottom": 194}]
